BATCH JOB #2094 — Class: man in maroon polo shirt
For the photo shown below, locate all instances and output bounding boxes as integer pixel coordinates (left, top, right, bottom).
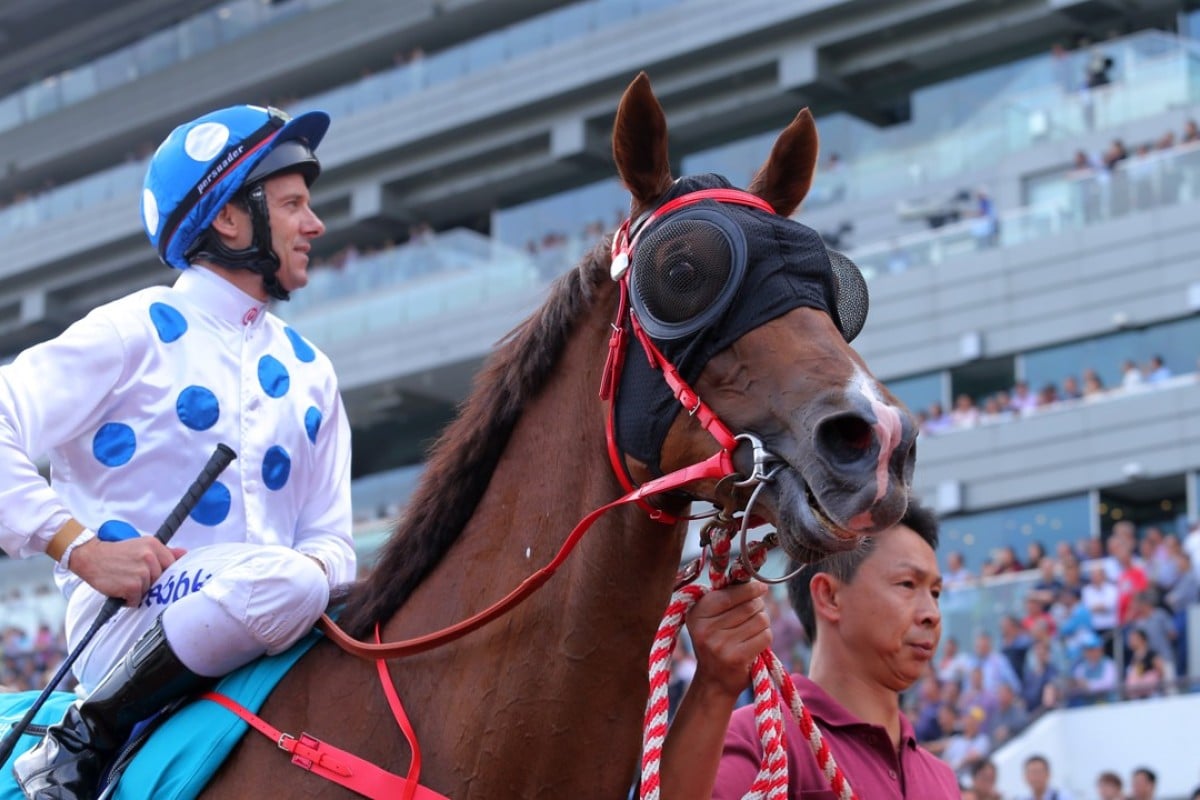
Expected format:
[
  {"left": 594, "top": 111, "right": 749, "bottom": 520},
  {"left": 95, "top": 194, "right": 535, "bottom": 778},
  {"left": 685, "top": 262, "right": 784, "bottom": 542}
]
[{"left": 660, "top": 500, "right": 959, "bottom": 799}]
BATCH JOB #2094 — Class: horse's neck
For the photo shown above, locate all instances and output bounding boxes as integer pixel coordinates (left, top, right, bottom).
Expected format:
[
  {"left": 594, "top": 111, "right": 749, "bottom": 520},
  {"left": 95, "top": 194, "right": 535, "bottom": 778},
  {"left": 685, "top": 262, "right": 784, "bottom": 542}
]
[
  {"left": 452, "top": 374, "right": 684, "bottom": 636},
  {"left": 388, "top": 316, "right": 686, "bottom": 651},
  {"left": 381, "top": 309, "right": 686, "bottom": 795}
]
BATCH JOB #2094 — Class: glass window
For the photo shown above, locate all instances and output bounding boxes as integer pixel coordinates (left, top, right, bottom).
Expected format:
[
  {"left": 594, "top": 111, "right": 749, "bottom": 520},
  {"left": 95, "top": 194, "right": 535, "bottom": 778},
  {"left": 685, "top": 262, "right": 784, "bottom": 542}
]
[
  {"left": 1024, "top": 316, "right": 1200, "bottom": 391},
  {"left": 637, "top": 0, "right": 684, "bottom": 11},
  {"left": 548, "top": 4, "right": 597, "bottom": 43},
  {"left": 491, "top": 177, "right": 626, "bottom": 251},
  {"left": 1186, "top": 8, "right": 1200, "bottom": 41},
  {"left": 91, "top": 50, "right": 137, "bottom": 94},
  {"left": 1151, "top": 315, "right": 1200, "bottom": 377},
  {"left": 912, "top": 59, "right": 1032, "bottom": 138},
  {"left": 294, "top": 86, "right": 351, "bottom": 119},
  {"left": 59, "top": 68, "right": 98, "bottom": 106},
  {"left": 422, "top": 49, "right": 468, "bottom": 88},
  {"left": 502, "top": 18, "right": 551, "bottom": 59},
  {"left": 1040, "top": 329, "right": 1144, "bottom": 389},
  {"left": 75, "top": 172, "right": 107, "bottom": 209},
  {"left": 681, "top": 130, "right": 776, "bottom": 186},
  {"left": 178, "top": 13, "right": 220, "bottom": 57},
  {"left": 885, "top": 372, "right": 944, "bottom": 417},
  {"left": 382, "top": 62, "right": 423, "bottom": 100},
  {"left": 596, "top": 0, "right": 638, "bottom": 23},
  {"left": 1023, "top": 169, "right": 1074, "bottom": 210},
  {"left": 263, "top": 0, "right": 307, "bottom": 22},
  {"left": 939, "top": 494, "right": 1091, "bottom": 574},
  {"left": 28, "top": 194, "right": 52, "bottom": 228},
  {"left": 1192, "top": 471, "right": 1200, "bottom": 522},
  {"left": 215, "top": 0, "right": 263, "bottom": 44},
  {"left": 699, "top": 31, "right": 1197, "bottom": 209},
  {"left": 0, "top": 91, "right": 24, "bottom": 133},
  {"left": 0, "top": 0, "right": 342, "bottom": 123},
  {"left": 347, "top": 72, "right": 388, "bottom": 113},
  {"left": 0, "top": 209, "right": 18, "bottom": 239},
  {"left": 682, "top": 113, "right": 886, "bottom": 206},
  {"left": 1098, "top": 476, "right": 1187, "bottom": 537},
  {"left": 133, "top": 27, "right": 182, "bottom": 76},
  {"left": 21, "top": 79, "right": 61, "bottom": 121},
  {"left": 950, "top": 356, "right": 1016, "bottom": 406},
  {"left": 350, "top": 463, "right": 427, "bottom": 520},
  {"left": 46, "top": 187, "right": 77, "bottom": 221},
  {"left": 464, "top": 31, "right": 506, "bottom": 73},
  {"left": 108, "top": 161, "right": 147, "bottom": 201}
]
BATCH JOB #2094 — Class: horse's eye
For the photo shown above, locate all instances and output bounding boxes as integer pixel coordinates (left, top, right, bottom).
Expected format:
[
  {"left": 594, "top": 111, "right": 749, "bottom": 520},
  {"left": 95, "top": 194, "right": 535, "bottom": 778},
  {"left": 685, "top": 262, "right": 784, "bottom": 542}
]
[
  {"left": 629, "top": 210, "right": 744, "bottom": 339},
  {"left": 665, "top": 260, "right": 697, "bottom": 288}
]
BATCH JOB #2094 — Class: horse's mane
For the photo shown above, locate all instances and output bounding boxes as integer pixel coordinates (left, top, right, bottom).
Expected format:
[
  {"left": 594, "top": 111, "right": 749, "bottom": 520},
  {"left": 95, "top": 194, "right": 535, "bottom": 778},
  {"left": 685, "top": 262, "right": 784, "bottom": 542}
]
[{"left": 337, "top": 240, "right": 612, "bottom": 636}]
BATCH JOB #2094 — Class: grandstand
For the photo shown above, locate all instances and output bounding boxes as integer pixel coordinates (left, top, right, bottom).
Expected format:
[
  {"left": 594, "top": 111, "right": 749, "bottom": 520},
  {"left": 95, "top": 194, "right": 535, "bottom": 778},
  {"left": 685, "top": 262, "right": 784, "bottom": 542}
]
[{"left": 1, "top": 0, "right": 1199, "bottom": 796}]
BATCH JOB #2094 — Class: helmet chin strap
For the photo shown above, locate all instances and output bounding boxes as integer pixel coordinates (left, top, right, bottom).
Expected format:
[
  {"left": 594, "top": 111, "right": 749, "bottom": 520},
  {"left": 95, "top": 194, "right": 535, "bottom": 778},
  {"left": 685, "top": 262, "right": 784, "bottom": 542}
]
[{"left": 186, "top": 183, "right": 289, "bottom": 301}]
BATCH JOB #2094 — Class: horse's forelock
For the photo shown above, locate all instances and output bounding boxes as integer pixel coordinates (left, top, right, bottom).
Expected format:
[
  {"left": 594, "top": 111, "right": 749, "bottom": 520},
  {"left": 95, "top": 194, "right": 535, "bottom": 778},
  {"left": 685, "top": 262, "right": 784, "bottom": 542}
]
[{"left": 337, "top": 241, "right": 612, "bottom": 637}]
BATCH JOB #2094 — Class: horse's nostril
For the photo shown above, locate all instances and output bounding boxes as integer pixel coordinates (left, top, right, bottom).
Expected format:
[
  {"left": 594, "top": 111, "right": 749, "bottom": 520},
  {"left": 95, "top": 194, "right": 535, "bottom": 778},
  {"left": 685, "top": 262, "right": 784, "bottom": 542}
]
[{"left": 816, "top": 414, "right": 874, "bottom": 467}]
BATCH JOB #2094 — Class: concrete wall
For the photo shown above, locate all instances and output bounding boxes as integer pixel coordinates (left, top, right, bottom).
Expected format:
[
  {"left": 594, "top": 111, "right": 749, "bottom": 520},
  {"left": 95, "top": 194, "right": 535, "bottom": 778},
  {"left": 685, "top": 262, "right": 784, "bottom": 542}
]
[
  {"left": 854, "top": 199, "right": 1200, "bottom": 381},
  {"left": 992, "top": 692, "right": 1200, "bottom": 799},
  {"left": 0, "top": 0, "right": 552, "bottom": 186},
  {"left": 911, "top": 379, "right": 1200, "bottom": 514}
]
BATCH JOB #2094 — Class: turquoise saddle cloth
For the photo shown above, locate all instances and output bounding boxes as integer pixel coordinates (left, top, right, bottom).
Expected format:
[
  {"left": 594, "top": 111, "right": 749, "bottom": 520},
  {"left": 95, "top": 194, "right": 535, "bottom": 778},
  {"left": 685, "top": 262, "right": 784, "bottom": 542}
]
[{"left": 0, "top": 631, "right": 320, "bottom": 800}]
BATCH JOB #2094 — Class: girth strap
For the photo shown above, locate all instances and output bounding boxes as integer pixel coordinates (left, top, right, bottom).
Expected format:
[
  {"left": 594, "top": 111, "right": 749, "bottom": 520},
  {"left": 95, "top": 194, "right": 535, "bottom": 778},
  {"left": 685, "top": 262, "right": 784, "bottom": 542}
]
[{"left": 200, "top": 691, "right": 448, "bottom": 800}]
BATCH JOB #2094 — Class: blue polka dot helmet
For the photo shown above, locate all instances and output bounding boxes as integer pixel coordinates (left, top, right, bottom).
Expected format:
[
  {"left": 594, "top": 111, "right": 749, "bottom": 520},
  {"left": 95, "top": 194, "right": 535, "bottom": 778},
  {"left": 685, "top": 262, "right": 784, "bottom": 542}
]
[{"left": 141, "top": 104, "right": 330, "bottom": 270}]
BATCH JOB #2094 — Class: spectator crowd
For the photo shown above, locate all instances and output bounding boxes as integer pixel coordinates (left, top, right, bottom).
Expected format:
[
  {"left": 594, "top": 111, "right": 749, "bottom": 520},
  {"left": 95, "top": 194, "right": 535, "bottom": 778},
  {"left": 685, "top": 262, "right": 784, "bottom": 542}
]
[
  {"left": 916, "top": 352, "right": 1195, "bottom": 438},
  {"left": 912, "top": 517, "right": 1200, "bottom": 794},
  {"left": 660, "top": 515, "right": 1200, "bottom": 797},
  {"left": 6, "top": 513, "right": 1200, "bottom": 796},
  {"left": 1064, "top": 116, "right": 1200, "bottom": 227},
  {"left": 1, "top": 619, "right": 69, "bottom": 695}
]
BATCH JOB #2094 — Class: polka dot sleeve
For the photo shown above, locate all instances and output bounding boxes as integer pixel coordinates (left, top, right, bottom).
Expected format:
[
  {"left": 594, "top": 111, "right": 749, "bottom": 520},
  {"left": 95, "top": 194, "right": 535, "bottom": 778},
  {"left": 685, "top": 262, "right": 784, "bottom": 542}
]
[
  {"left": 0, "top": 310, "right": 128, "bottom": 559},
  {"left": 291, "top": 380, "right": 355, "bottom": 586}
]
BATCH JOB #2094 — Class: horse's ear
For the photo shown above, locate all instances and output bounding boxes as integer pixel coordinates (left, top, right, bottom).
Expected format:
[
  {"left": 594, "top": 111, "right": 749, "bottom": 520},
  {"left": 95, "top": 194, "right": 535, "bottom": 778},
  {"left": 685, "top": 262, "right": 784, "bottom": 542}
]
[
  {"left": 747, "top": 108, "right": 819, "bottom": 217},
  {"left": 612, "top": 72, "right": 674, "bottom": 211}
]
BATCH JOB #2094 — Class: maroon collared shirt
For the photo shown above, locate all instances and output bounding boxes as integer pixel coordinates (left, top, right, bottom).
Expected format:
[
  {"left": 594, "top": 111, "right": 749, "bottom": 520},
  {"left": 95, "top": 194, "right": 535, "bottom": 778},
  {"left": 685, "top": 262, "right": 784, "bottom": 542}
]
[{"left": 712, "top": 675, "right": 959, "bottom": 800}]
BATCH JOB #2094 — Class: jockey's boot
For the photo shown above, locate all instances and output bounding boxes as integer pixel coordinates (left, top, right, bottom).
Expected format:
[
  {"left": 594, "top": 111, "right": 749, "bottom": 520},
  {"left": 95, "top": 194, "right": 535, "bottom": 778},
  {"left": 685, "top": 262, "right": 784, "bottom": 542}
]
[{"left": 13, "top": 617, "right": 209, "bottom": 800}]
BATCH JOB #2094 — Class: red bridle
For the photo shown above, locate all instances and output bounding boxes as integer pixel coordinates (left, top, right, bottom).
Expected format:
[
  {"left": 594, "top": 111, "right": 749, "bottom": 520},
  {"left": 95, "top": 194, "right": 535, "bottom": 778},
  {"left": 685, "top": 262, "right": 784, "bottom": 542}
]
[
  {"left": 316, "top": 187, "right": 785, "bottom": 661},
  {"left": 265, "top": 189, "right": 796, "bottom": 798},
  {"left": 601, "top": 188, "right": 778, "bottom": 523}
]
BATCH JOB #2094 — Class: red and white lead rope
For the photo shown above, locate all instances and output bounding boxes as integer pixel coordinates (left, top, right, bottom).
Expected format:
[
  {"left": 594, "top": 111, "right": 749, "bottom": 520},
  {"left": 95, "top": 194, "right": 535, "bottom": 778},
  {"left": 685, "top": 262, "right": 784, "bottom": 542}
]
[{"left": 640, "top": 533, "right": 856, "bottom": 800}]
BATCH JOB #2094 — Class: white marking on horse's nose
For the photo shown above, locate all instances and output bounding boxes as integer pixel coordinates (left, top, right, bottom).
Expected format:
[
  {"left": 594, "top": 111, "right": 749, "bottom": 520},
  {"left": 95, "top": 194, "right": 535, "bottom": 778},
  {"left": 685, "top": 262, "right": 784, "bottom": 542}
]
[{"left": 846, "top": 366, "right": 905, "bottom": 528}]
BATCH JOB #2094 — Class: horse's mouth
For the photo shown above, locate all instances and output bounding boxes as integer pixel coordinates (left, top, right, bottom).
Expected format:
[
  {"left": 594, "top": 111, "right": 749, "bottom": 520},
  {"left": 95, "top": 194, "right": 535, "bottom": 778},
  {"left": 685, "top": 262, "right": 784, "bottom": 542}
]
[{"left": 753, "top": 466, "right": 862, "bottom": 564}]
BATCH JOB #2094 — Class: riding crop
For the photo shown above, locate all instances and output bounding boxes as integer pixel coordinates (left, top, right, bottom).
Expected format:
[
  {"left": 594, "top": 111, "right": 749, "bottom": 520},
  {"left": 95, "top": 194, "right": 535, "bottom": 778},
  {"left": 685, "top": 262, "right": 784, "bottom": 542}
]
[{"left": 0, "top": 443, "right": 236, "bottom": 763}]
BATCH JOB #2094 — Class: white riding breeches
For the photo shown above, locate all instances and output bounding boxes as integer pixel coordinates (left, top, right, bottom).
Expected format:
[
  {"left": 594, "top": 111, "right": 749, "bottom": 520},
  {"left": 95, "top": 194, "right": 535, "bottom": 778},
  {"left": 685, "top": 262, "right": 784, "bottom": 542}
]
[{"left": 64, "top": 543, "right": 330, "bottom": 692}]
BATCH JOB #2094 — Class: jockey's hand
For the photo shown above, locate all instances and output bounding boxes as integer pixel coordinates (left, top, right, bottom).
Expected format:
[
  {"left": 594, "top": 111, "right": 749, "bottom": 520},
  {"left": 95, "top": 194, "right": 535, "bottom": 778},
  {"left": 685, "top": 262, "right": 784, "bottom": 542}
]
[
  {"left": 68, "top": 536, "right": 187, "bottom": 607},
  {"left": 685, "top": 581, "right": 773, "bottom": 698}
]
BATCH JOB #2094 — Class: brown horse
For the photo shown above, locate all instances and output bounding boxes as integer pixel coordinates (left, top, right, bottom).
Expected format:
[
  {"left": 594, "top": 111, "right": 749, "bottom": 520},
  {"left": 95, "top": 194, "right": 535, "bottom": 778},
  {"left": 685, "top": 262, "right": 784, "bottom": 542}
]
[{"left": 200, "top": 73, "right": 916, "bottom": 799}]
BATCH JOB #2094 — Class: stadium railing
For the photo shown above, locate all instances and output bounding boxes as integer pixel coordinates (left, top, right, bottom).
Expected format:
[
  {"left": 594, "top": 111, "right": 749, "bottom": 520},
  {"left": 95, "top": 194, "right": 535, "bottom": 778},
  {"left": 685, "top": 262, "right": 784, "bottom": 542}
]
[
  {"left": 0, "top": 0, "right": 346, "bottom": 135},
  {"left": 1, "top": 25, "right": 1193, "bottom": 246},
  {"left": 846, "top": 139, "right": 1200, "bottom": 279}
]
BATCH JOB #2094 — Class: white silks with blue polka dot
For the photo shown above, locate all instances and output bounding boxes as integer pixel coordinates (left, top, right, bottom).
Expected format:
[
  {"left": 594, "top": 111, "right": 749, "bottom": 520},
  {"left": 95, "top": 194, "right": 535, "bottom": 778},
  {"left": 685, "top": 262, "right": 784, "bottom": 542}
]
[
  {"left": 0, "top": 265, "right": 354, "bottom": 683},
  {"left": 72, "top": 542, "right": 333, "bottom": 690}
]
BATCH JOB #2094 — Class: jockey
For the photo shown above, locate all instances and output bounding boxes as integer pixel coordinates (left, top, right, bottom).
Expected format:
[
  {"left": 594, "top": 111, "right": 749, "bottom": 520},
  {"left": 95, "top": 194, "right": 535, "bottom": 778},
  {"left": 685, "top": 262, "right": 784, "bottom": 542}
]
[{"left": 1, "top": 104, "right": 356, "bottom": 799}]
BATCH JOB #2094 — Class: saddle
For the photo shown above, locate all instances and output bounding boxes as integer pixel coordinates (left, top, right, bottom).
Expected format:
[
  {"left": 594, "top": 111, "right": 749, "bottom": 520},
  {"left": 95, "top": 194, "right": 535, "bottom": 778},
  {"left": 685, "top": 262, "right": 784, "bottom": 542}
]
[{"left": 0, "top": 631, "right": 321, "bottom": 800}]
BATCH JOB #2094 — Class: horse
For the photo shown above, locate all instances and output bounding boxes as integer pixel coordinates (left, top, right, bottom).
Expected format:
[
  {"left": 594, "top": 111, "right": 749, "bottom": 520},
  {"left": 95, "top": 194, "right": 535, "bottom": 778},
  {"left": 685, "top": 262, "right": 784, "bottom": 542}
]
[{"left": 199, "top": 72, "right": 917, "bottom": 799}]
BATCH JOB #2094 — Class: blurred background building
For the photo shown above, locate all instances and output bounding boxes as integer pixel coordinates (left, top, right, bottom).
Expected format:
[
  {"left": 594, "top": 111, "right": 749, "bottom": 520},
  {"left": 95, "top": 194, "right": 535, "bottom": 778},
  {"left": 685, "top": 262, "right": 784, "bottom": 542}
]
[{"left": 1, "top": 0, "right": 1199, "bottom": 795}]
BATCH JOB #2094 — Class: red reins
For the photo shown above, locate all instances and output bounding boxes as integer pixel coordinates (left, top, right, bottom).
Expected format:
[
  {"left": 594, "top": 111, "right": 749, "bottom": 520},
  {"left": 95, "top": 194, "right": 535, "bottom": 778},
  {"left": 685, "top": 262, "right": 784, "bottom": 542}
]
[
  {"left": 315, "top": 447, "right": 736, "bottom": 658},
  {"left": 209, "top": 188, "right": 790, "bottom": 800},
  {"left": 319, "top": 187, "right": 778, "bottom": 659}
]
